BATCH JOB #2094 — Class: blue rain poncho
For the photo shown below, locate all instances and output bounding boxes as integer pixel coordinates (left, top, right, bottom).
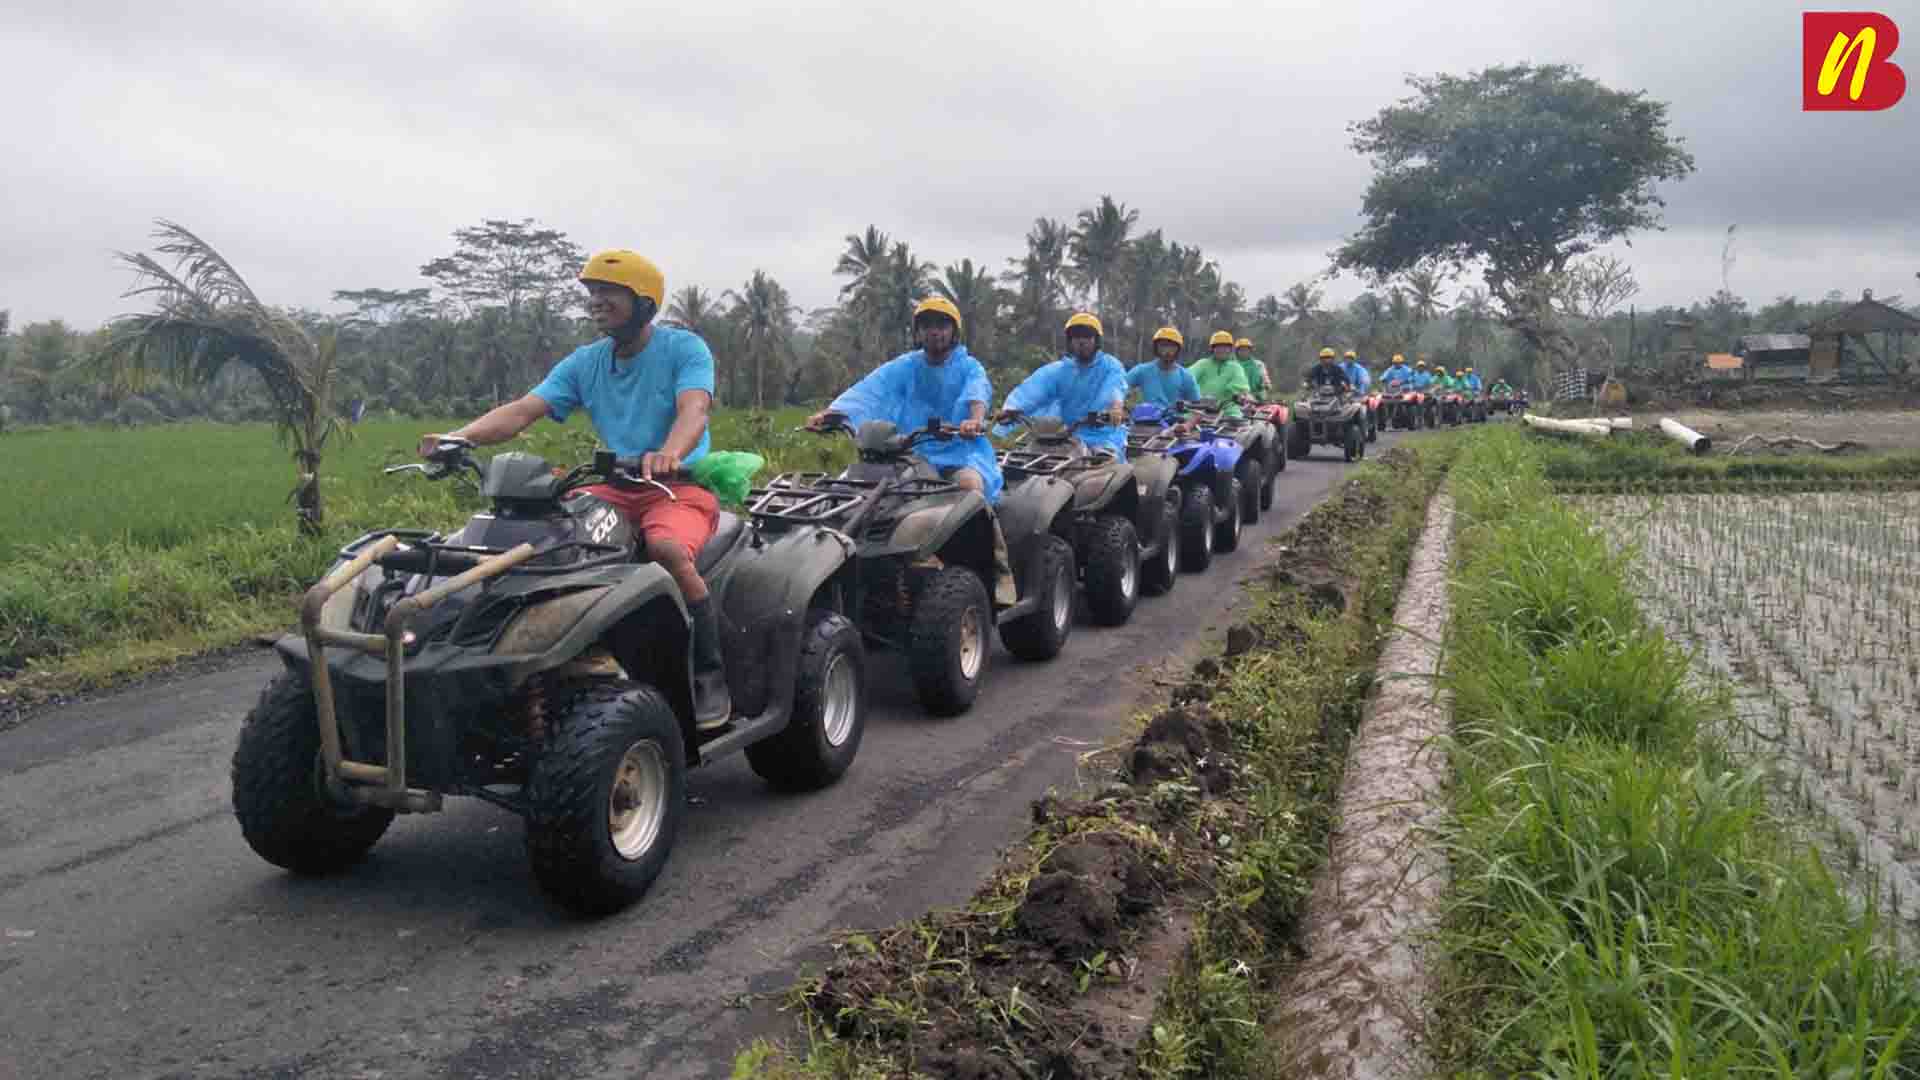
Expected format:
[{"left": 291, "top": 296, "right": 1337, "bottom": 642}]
[
  {"left": 1125, "top": 361, "right": 1200, "bottom": 408},
  {"left": 827, "top": 345, "right": 1003, "bottom": 502},
  {"left": 1381, "top": 363, "right": 1415, "bottom": 388},
  {"left": 996, "top": 353, "right": 1130, "bottom": 460},
  {"left": 1340, "top": 360, "right": 1372, "bottom": 392},
  {"left": 1466, "top": 373, "right": 1483, "bottom": 393},
  {"left": 1411, "top": 368, "right": 1435, "bottom": 390}
]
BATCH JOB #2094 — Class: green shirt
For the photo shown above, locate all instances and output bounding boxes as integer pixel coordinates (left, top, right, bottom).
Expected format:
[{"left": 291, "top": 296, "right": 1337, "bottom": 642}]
[
  {"left": 1187, "top": 357, "right": 1251, "bottom": 417},
  {"left": 1236, "top": 357, "right": 1268, "bottom": 398}
]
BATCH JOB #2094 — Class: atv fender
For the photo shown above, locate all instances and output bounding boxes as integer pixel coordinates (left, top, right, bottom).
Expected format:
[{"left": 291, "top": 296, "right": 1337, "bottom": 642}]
[
  {"left": 711, "top": 524, "right": 853, "bottom": 720},
  {"left": 1130, "top": 453, "right": 1178, "bottom": 504},
  {"left": 501, "top": 563, "right": 686, "bottom": 686},
  {"left": 870, "top": 490, "right": 991, "bottom": 560},
  {"left": 997, "top": 475, "right": 1076, "bottom": 554},
  {"left": 1072, "top": 463, "right": 1138, "bottom": 519}
]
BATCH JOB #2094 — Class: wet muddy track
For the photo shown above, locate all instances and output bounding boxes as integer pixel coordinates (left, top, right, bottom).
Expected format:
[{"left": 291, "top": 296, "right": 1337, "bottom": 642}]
[{"left": 0, "top": 441, "right": 1399, "bottom": 1080}]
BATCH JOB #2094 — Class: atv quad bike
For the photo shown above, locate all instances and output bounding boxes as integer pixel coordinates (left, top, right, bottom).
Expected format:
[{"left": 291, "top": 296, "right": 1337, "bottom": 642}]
[
  {"left": 1286, "top": 385, "right": 1369, "bottom": 462},
  {"left": 1378, "top": 381, "right": 1425, "bottom": 431},
  {"left": 238, "top": 438, "right": 866, "bottom": 915},
  {"left": 1128, "top": 403, "right": 1245, "bottom": 572},
  {"left": 996, "top": 412, "right": 1180, "bottom": 624},
  {"left": 754, "top": 415, "right": 1070, "bottom": 714},
  {"left": 1180, "top": 397, "right": 1282, "bottom": 521},
  {"left": 1437, "top": 391, "right": 1465, "bottom": 427},
  {"left": 1361, "top": 389, "right": 1384, "bottom": 442}
]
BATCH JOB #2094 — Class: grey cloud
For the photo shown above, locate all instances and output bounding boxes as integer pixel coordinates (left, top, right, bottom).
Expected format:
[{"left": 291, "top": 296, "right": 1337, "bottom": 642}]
[{"left": 3, "top": 0, "right": 1916, "bottom": 329}]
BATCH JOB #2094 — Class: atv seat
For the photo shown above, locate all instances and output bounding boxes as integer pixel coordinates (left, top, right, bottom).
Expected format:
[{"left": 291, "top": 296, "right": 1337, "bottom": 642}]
[{"left": 696, "top": 511, "right": 747, "bottom": 575}]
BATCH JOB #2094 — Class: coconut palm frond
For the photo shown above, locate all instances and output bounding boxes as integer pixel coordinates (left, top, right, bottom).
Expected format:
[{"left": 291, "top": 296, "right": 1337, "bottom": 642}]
[
  {"left": 148, "top": 218, "right": 264, "bottom": 310},
  {"left": 112, "top": 250, "right": 221, "bottom": 320}
]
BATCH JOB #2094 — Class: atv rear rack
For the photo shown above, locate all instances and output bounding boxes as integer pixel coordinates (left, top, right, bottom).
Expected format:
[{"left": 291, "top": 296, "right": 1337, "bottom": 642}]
[
  {"left": 998, "top": 447, "right": 1090, "bottom": 476},
  {"left": 747, "top": 472, "right": 960, "bottom": 525},
  {"left": 300, "top": 536, "right": 542, "bottom": 812}
]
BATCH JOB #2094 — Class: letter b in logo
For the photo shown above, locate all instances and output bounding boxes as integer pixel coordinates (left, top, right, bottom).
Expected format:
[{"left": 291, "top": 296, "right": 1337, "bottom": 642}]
[{"left": 1804, "top": 12, "right": 1907, "bottom": 110}]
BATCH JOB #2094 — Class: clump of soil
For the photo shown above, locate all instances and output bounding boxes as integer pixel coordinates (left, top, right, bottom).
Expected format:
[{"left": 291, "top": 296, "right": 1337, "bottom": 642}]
[{"left": 1016, "top": 834, "right": 1156, "bottom": 958}]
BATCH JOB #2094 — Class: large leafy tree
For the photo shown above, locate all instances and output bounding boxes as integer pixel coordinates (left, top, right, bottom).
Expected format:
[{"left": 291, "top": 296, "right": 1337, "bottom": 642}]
[
  {"left": 418, "top": 218, "right": 586, "bottom": 395},
  {"left": 1334, "top": 64, "right": 1694, "bottom": 368},
  {"left": 95, "top": 220, "right": 344, "bottom": 532}
]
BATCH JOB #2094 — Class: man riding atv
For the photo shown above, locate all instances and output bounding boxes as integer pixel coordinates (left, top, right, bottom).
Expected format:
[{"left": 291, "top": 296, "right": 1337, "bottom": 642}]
[
  {"left": 1309, "top": 347, "right": 1352, "bottom": 393},
  {"left": 419, "top": 249, "right": 735, "bottom": 731},
  {"left": 1234, "top": 338, "right": 1269, "bottom": 401},
  {"left": 808, "top": 297, "right": 1003, "bottom": 500},
  {"left": 1339, "top": 350, "right": 1371, "bottom": 396},
  {"left": 1382, "top": 354, "right": 1414, "bottom": 388},
  {"left": 996, "top": 313, "right": 1128, "bottom": 456},
  {"left": 1188, "top": 331, "right": 1252, "bottom": 418},
  {"left": 1126, "top": 326, "right": 1201, "bottom": 417}
]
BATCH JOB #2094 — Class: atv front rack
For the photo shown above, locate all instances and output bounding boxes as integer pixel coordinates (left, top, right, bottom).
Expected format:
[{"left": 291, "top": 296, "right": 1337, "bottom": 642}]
[{"left": 300, "top": 535, "right": 541, "bottom": 812}]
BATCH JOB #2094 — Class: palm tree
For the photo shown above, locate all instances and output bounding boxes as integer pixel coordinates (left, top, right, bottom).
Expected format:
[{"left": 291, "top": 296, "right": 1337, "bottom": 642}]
[
  {"left": 833, "top": 226, "right": 891, "bottom": 299},
  {"left": 875, "top": 242, "right": 937, "bottom": 349},
  {"left": 1069, "top": 196, "right": 1139, "bottom": 315},
  {"left": 724, "top": 270, "right": 800, "bottom": 410},
  {"left": 933, "top": 259, "right": 1001, "bottom": 352},
  {"left": 1452, "top": 286, "right": 1494, "bottom": 365},
  {"left": 93, "top": 220, "right": 344, "bottom": 533},
  {"left": 1002, "top": 218, "right": 1071, "bottom": 349},
  {"left": 668, "top": 284, "right": 736, "bottom": 403},
  {"left": 1403, "top": 267, "right": 1448, "bottom": 325},
  {"left": 1115, "top": 230, "right": 1176, "bottom": 357}
]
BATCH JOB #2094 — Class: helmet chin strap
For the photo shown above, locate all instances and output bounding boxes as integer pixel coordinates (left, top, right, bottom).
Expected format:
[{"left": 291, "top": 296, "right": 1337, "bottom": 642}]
[{"left": 607, "top": 294, "right": 658, "bottom": 354}]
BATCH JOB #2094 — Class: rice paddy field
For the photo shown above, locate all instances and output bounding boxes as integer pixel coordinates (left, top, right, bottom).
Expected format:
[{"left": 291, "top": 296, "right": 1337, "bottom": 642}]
[
  {"left": 1582, "top": 488, "right": 1920, "bottom": 929},
  {"left": 0, "top": 409, "right": 836, "bottom": 685}
]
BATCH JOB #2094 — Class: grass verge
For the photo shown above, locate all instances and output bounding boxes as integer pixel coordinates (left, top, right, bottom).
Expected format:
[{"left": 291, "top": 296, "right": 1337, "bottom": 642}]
[
  {"left": 1431, "top": 425, "right": 1920, "bottom": 1075},
  {"left": 0, "top": 408, "right": 845, "bottom": 714},
  {"left": 733, "top": 439, "right": 1455, "bottom": 1079}
]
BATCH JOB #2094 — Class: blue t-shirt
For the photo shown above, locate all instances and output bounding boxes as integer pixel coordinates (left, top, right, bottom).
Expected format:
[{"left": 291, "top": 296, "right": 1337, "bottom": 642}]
[
  {"left": 1125, "top": 361, "right": 1201, "bottom": 407},
  {"left": 1341, "top": 361, "right": 1371, "bottom": 392},
  {"left": 531, "top": 327, "right": 715, "bottom": 462}
]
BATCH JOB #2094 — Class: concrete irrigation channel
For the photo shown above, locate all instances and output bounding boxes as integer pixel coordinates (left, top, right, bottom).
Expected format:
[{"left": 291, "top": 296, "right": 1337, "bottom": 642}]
[{"left": 0, "top": 437, "right": 1401, "bottom": 1080}]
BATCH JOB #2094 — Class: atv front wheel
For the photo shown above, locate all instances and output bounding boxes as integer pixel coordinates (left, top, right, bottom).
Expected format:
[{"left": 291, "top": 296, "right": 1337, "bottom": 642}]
[
  {"left": 1286, "top": 420, "right": 1311, "bottom": 461},
  {"left": 747, "top": 610, "right": 866, "bottom": 791},
  {"left": 909, "top": 567, "right": 992, "bottom": 715},
  {"left": 526, "top": 682, "right": 686, "bottom": 915},
  {"left": 232, "top": 672, "right": 395, "bottom": 875},
  {"left": 1141, "top": 496, "right": 1179, "bottom": 596},
  {"left": 1238, "top": 458, "right": 1263, "bottom": 525},
  {"left": 1214, "top": 477, "right": 1244, "bottom": 553},
  {"left": 1344, "top": 420, "right": 1363, "bottom": 462},
  {"left": 999, "top": 535, "right": 1076, "bottom": 660},
  {"left": 1178, "top": 483, "right": 1215, "bottom": 573},
  {"left": 1082, "top": 515, "right": 1140, "bottom": 626}
]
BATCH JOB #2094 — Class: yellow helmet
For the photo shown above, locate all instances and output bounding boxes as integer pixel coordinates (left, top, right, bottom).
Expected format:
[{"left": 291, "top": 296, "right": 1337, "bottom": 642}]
[
  {"left": 1318, "top": 347, "right": 1337, "bottom": 359},
  {"left": 1209, "top": 330, "right": 1235, "bottom": 348},
  {"left": 1415, "top": 359, "right": 1428, "bottom": 368},
  {"left": 1064, "top": 312, "right": 1104, "bottom": 338},
  {"left": 1392, "top": 354, "right": 1405, "bottom": 364},
  {"left": 912, "top": 296, "right": 963, "bottom": 330},
  {"left": 1152, "top": 326, "right": 1184, "bottom": 349},
  {"left": 1454, "top": 369, "right": 1465, "bottom": 375},
  {"left": 1235, "top": 337, "right": 1253, "bottom": 350},
  {"left": 1343, "top": 350, "right": 1357, "bottom": 360},
  {"left": 579, "top": 250, "right": 665, "bottom": 306},
  {"left": 1466, "top": 367, "right": 1475, "bottom": 373}
]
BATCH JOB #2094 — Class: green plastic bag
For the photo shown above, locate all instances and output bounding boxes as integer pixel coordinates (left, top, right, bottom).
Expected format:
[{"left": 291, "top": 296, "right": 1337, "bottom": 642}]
[{"left": 689, "top": 450, "right": 766, "bottom": 508}]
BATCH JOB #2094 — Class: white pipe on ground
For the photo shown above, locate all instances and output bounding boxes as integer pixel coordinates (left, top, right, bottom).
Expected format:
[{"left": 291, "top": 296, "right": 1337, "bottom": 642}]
[
  {"left": 1523, "top": 414, "right": 1612, "bottom": 438},
  {"left": 1659, "top": 417, "right": 1712, "bottom": 455},
  {"left": 1604, "top": 417, "right": 1634, "bottom": 430}
]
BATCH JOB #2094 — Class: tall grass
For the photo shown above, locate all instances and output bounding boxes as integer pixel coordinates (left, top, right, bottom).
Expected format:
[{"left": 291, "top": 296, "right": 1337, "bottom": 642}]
[
  {"left": 1532, "top": 430, "right": 1920, "bottom": 486},
  {"left": 0, "top": 408, "right": 839, "bottom": 678},
  {"left": 1435, "top": 426, "right": 1920, "bottom": 1076}
]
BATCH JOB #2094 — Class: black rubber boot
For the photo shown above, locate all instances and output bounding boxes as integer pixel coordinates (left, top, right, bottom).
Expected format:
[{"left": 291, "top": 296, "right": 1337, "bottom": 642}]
[{"left": 688, "top": 597, "right": 732, "bottom": 731}]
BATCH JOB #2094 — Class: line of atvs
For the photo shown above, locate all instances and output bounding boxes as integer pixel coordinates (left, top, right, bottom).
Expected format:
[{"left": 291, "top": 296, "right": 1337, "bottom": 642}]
[
  {"left": 231, "top": 395, "right": 1381, "bottom": 913},
  {"left": 1364, "top": 382, "right": 1528, "bottom": 434}
]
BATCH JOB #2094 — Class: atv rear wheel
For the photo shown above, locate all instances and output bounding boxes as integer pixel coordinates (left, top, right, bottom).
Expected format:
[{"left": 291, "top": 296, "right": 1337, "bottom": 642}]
[
  {"left": 1141, "top": 496, "right": 1179, "bottom": 596},
  {"left": 747, "top": 610, "right": 866, "bottom": 791},
  {"left": 909, "top": 567, "right": 992, "bottom": 715},
  {"left": 232, "top": 671, "right": 395, "bottom": 875},
  {"left": 1238, "top": 458, "right": 1263, "bottom": 525},
  {"left": 526, "top": 682, "right": 686, "bottom": 915},
  {"left": 1214, "top": 476, "right": 1244, "bottom": 553},
  {"left": 1178, "top": 483, "right": 1214, "bottom": 573},
  {"left": 1082, "top": 515, "right": 1140, "bottom": 626},
  {"left": 999, "top": 535, "right": 1076, "bottom": 660}
]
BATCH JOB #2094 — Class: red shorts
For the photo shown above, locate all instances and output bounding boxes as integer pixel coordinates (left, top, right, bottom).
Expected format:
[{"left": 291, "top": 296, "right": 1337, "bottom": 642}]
[{"left": 578, "top": 480, "right": 719, "bottom": 563}]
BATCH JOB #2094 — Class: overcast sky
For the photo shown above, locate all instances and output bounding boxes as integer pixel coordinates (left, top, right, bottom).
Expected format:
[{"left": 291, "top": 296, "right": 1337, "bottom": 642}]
[{"left": 5, "top": 0, "right": 1917, "bottom": 332}]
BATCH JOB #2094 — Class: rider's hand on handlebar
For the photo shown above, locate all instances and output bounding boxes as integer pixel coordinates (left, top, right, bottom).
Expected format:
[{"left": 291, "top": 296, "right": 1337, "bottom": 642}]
[
  {"left": 958, "top": 417, "right": 986, "bottom": 437},
  {"left": 640, "top": 449, "right": 681, "bottom": 479},
  {"left": 418, "top": 433, "right": 448, "bottom": 459}
]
